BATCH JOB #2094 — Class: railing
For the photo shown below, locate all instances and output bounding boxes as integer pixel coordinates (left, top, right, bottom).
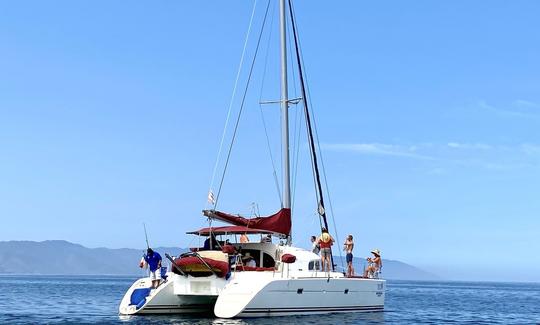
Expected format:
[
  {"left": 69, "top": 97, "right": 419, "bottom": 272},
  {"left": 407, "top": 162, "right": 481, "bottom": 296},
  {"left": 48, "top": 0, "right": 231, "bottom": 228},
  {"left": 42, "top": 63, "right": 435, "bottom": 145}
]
[{"left": 364, "top": 262, "right": 382, "bottom": 279}]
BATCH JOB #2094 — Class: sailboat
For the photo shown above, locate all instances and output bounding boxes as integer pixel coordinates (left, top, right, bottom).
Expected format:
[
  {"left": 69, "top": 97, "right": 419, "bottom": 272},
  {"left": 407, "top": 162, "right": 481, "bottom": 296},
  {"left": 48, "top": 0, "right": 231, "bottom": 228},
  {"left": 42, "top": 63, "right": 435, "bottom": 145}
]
[{"left": 119, "top": 0, "right": 385, "bottom": 318}]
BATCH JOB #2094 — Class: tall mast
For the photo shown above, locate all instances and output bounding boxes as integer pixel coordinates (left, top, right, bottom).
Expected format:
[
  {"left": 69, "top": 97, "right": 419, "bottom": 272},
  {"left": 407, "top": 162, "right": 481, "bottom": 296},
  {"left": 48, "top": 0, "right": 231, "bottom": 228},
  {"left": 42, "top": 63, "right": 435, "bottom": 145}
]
[{"left": 280, "top": 0, "right": 291, "bottom": 214}]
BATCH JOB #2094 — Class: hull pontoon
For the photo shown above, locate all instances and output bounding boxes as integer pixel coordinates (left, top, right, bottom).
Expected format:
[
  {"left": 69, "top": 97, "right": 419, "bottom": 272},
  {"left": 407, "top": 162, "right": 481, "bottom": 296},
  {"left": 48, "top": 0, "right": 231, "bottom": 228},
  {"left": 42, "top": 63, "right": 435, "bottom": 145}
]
[{"left": 119, "top": 243, "right": 384, "bottom": 318}]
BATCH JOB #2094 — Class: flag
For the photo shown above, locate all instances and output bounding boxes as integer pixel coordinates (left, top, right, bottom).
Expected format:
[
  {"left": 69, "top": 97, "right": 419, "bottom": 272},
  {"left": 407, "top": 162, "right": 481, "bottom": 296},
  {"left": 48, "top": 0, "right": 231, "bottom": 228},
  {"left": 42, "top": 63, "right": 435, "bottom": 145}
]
[
  {"left": 139, "top": 257, "right": 147, "bottom": 269},
  {"left": 207, "top": 190, "right": 216, "bottom": 205},
  {"left": 318, "top": 202, "right": 325, "bottom": 216}
]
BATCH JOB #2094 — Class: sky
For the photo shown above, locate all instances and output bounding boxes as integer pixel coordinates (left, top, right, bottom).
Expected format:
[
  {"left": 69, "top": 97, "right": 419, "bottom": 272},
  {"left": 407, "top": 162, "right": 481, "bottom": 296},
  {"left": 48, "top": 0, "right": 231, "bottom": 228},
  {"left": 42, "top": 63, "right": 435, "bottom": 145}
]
[{"left": 1, "top": 1, "right": 539, "bottom": 282}]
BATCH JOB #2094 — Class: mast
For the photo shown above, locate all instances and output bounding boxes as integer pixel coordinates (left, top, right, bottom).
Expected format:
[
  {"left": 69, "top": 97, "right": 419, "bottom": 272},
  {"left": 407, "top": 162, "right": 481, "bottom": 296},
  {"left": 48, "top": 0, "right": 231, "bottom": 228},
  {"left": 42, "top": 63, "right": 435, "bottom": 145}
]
[{"left": 280, "top": 0, "right": 291, "bottom": 213}]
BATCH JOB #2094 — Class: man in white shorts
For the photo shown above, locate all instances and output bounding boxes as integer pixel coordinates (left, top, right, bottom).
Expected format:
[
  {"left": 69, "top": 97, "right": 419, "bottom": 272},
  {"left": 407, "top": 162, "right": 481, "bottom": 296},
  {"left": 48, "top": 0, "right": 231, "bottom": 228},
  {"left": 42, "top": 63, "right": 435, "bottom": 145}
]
[{"left": 142, "top": 248, "right": 162, "bottom": 288}]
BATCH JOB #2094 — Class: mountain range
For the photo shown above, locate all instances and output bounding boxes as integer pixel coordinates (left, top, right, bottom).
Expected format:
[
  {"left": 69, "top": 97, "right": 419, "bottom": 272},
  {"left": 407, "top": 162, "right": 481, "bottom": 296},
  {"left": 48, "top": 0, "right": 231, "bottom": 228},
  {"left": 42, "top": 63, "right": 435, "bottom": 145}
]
[{"left": 0, "top": 240, "right": 438, "bottom": 280}]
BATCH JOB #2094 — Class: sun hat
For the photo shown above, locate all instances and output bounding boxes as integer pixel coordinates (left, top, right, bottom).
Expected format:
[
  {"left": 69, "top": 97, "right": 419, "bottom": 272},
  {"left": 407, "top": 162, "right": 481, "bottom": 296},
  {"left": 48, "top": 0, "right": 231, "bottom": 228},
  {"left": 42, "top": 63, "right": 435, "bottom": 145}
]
[
  {"left": 321, "top": 232, "right": 331, "bottom": 243},
  {"left": 371, "top": 249, "right": 381, "bottom": 256}
]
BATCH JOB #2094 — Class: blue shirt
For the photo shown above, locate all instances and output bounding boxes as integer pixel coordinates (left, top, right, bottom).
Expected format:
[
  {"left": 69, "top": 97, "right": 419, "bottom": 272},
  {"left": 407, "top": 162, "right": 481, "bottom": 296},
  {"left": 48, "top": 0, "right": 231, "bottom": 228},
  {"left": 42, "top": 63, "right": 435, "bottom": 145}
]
[{"left": 144, "top": 252, "right": 162, "bottom": 272}]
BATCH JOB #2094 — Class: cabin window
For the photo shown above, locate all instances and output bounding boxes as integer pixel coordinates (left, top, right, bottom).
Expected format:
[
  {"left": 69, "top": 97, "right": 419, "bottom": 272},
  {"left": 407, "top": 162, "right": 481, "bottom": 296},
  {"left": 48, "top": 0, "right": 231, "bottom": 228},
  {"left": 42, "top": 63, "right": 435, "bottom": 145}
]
[
  {"left": 262, "top": 252, "right": 275, "bottom": 268},
  {"left": 308, "top": 260, "right": 321, "bottom": 271},
  {"left": 235, "top": 249, "right": 275, "bottom": 268}
]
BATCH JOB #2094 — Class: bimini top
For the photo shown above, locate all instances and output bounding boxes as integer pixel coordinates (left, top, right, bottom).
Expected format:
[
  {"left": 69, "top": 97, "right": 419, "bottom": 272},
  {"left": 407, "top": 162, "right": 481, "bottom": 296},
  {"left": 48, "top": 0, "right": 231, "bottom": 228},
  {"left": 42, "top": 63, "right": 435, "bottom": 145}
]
[
  {"left": 202, "top": 208, "right": 291, "bottom": 237},
  {"left": 186, "top": 225, "right": 275, "bottom": 236}
]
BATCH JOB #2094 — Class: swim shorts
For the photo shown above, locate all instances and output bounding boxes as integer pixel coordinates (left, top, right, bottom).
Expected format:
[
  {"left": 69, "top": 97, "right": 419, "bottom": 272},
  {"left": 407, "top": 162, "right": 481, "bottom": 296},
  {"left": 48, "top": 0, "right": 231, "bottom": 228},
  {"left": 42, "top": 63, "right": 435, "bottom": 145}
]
[
  {"left": 320, "top": 247, "right": 331, "bottom": 258},
  {"left": 149, "top": 269, "right": 161, "bottom": 281}
]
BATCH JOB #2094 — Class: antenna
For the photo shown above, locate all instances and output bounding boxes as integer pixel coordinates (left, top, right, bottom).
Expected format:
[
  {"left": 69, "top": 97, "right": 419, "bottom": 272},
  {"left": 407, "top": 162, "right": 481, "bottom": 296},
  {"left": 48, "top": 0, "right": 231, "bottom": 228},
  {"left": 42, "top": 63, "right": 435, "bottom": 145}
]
[{"left": 143, "top": 223, "right": 150, "bottom": 249}]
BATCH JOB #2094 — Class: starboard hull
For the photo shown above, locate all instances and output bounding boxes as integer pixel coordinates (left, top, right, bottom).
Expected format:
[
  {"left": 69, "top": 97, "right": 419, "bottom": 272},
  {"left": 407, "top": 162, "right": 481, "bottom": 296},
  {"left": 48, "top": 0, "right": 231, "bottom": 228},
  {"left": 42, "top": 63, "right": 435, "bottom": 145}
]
[{"left": 214, "top": 271, "right": 385, "bottom": 318}]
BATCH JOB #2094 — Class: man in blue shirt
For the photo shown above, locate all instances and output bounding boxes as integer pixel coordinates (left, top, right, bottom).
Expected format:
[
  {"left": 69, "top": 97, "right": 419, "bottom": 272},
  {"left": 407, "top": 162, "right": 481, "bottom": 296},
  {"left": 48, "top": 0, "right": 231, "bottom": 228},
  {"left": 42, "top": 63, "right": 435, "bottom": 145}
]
[{"left": 143, "top": 248, "right": 162, "bottom": 288}]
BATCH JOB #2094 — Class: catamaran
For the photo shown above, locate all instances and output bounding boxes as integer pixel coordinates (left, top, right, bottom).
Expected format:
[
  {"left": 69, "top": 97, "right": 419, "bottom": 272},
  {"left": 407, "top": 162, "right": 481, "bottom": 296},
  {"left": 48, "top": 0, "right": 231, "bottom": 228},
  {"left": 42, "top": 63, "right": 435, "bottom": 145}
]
[{"left": 119, "top": 0, "right": 385, "bottom": 318}]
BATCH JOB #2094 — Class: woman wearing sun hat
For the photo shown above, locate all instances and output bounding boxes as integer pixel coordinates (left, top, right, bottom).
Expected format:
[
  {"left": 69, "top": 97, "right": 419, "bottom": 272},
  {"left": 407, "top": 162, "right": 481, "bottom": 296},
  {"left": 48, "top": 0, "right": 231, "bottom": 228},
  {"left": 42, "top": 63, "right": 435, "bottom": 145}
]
[
  {"left": 363, "top": 249, "right": 382, "bottom": 278},
  {"left": 242, "top": 252, "right": 256, "bottom": 267},
  {"left": 318, "top": 228, "right": 334, "bottom": 272}
]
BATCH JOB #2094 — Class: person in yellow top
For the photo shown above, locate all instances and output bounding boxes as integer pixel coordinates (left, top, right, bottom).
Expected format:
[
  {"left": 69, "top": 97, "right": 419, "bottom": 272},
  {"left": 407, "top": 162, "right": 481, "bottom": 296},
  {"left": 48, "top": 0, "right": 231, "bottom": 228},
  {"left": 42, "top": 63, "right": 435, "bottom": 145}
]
[
  {"left": 240, "top": 233, "right": 249, "bottom": 243},
  {"left": 318, "top": 228, "right": 334, "bottom": 272}
]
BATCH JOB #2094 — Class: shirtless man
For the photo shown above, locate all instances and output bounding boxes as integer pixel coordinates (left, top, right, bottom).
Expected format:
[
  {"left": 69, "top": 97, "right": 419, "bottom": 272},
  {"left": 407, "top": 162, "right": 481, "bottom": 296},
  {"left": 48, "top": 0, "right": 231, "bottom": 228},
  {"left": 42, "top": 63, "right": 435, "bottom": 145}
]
[{"left": 343, "top": 234, "right": 354, "bottom": 277}]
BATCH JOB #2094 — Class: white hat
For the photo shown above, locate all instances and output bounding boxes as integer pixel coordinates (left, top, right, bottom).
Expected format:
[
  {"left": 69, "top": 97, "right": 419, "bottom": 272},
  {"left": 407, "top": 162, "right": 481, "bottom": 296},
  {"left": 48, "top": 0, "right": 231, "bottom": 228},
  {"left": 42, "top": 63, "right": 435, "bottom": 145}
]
[
  {"left": 371, "top": 249, "right": 381, "bottom": 256},
  {"left": 321, "top": 232, "right": 331, "bottom": 243}
]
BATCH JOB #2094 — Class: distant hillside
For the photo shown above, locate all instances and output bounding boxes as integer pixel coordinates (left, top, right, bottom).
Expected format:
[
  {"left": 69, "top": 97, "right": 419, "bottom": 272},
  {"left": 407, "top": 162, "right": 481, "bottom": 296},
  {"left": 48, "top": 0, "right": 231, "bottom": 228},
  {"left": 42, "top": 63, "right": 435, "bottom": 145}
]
[
  {"left": 0, "top": 240, "right": 438, "bottom": 280},
  {"left": 350, "top": 257, "right": 439, "bottom": 281},
  {"left": 0, "top": 240, "right": 186, "bottom": 275}
]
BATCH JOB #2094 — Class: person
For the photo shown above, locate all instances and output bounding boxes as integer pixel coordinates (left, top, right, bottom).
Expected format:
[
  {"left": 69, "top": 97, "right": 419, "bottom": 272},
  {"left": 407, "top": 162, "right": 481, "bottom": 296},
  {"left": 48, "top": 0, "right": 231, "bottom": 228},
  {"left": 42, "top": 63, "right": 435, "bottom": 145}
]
[
  {"left": 343, "top": 234, "right": 355, "bottom": 277},
  {"left": 240, "top": 233, "right": 249, "bottom": 243},
  {"left": 318, "top": 228, "right": 334, "bottom": 272},
  {"left": 261, "top": 234, "right": 272, "bottom": 243},
  {"left": 245, "top": 257, "right": 256, "bottom": 267},
  {"left": 224, "top": 244, "right": 239, "bottom": 269},
  {"left": 203, "top": 232, "right": 219, "bottom": 250},
  {"left": 363, "top": 249, "right": 382, "bottom": 278},
  {"left": 243, "top": 252, "right": 256, "bottom": 267},
  {"left": 311, "top": 235, "right": 320, "bottom": 255},
  {"left": 142, "top": 248, "right": 162, "bottom": 288}
]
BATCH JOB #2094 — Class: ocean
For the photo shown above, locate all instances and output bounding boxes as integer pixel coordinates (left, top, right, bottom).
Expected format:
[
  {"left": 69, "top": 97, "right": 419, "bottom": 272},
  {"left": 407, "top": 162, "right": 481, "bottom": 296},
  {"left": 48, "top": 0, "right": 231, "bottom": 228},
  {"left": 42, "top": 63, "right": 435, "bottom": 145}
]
[{"left": 0, "top": 275, "right": 538, "bottom": 324}]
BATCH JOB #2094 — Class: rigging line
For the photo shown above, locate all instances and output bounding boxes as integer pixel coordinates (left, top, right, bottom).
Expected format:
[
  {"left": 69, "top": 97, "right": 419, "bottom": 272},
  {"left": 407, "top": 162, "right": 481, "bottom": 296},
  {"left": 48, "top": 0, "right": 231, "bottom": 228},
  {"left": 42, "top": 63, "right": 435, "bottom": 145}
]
[
  {"left": 287, "top": 12, "right": 301, "bottom": 209},
  {"left": 292, "top": 8, "right": 344, "bottom": 271},
  {"left": 207, "top": 0, "right": 259, "bottom": 208},
  {"left": 257, "top": 1, "right": 282, "bottom": 206},
  {"left": 291, "top": 95, "right": 303, "bottom": 210},
  {"left": 290, "top": 50, "right": 303, "bottom": 209},
  {"left": 297, "top": 34, "right": 345, "bottom": 272},
  {"left": 287, "top": 16, "right": 299, "bottom": 100},
  {"left": 259, "top": 108, "right": 282, "bottom": 205},
  {"left": 306, "top": 89, "right": 345, "bottom": 269},
  {"left": 291, "top": 62, "right": 304, "bottom": 209},
  {"left": 290, "top": 17, "right": 319, "bottom": 213},
  {"left": 259, "top": 109, "right": 282, "bottom": 205},
  {"left": 289, "top": 0, "right": 337, "bottom": 271},
  {"left": 304, "top": 67, "right": 343, "bottom": 269},
  {"left": 214, "top": 0, "right": 272, "bottom": 209},
  {"left": 288, "top": 0, "right": 322, "bottom": 213},
  {"left": 289, "top": 0, "right": 344, "bottom": 270}
]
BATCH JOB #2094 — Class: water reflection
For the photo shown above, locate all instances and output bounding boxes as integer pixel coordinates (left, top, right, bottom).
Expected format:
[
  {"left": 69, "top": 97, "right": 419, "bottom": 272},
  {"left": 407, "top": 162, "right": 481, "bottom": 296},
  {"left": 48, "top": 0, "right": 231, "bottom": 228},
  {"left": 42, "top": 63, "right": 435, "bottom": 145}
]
[
  {"left": 116, "top": 312, "right": 386, "bottom": 325},
  {"left": 2, "top": 276, "right": 539, "bottom": 324}
]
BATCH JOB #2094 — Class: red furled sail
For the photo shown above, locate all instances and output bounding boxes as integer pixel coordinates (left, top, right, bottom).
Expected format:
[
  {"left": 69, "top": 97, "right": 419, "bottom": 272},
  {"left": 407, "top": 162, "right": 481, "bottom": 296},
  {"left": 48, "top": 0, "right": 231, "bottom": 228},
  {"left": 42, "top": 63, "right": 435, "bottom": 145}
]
[
  {"left": 187, "top": 226, "right": 274, "bottom": 236},
  {"left": 174, "top": 256, "right": 229, "bottom": 278},
  {"left": 202, "top": 208, "right": 291, "bottom": 236}
]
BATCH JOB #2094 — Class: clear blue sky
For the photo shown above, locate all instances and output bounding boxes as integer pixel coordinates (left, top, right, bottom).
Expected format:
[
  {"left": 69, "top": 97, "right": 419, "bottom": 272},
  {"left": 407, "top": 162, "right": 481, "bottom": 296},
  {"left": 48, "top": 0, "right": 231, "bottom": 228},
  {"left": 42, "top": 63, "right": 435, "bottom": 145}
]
[{"left": 1, "top": 1, "right": 539, "bottom": 282}]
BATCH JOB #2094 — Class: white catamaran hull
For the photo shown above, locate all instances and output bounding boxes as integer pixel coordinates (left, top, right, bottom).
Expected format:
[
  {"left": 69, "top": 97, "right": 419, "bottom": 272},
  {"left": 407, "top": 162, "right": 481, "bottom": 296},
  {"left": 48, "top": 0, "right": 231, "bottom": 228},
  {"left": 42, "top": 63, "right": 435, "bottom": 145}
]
[
  {"left": 119, "top": 245, "right": 385, "bottom": 318},
  {"left": 118, "top": 273, "right": 225, "bottom": 315},
  {"left": 214, "top": 271, "right": 385, "bottom": 318},
  {"left": 119, "top": 272, "right": 385, "bottom": 317}
]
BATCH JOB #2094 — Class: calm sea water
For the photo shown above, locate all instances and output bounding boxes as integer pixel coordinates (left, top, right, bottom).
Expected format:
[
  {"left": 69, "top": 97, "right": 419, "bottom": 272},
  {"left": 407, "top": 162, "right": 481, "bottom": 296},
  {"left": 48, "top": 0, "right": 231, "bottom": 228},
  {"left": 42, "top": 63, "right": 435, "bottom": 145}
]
[{"left": 0, "top": 275, "right": 539, "bottom": 324}]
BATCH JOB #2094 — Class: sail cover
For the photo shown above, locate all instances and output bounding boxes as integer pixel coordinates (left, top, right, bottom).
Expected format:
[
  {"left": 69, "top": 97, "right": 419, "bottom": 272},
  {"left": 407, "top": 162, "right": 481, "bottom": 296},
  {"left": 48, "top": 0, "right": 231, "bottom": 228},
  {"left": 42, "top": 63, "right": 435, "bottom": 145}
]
[
  {"left": 187, "top": 225, "right": 274, "bottom": 236},
  {"left": 202, "top": 208, "right": 291, "bottom": 237}
]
